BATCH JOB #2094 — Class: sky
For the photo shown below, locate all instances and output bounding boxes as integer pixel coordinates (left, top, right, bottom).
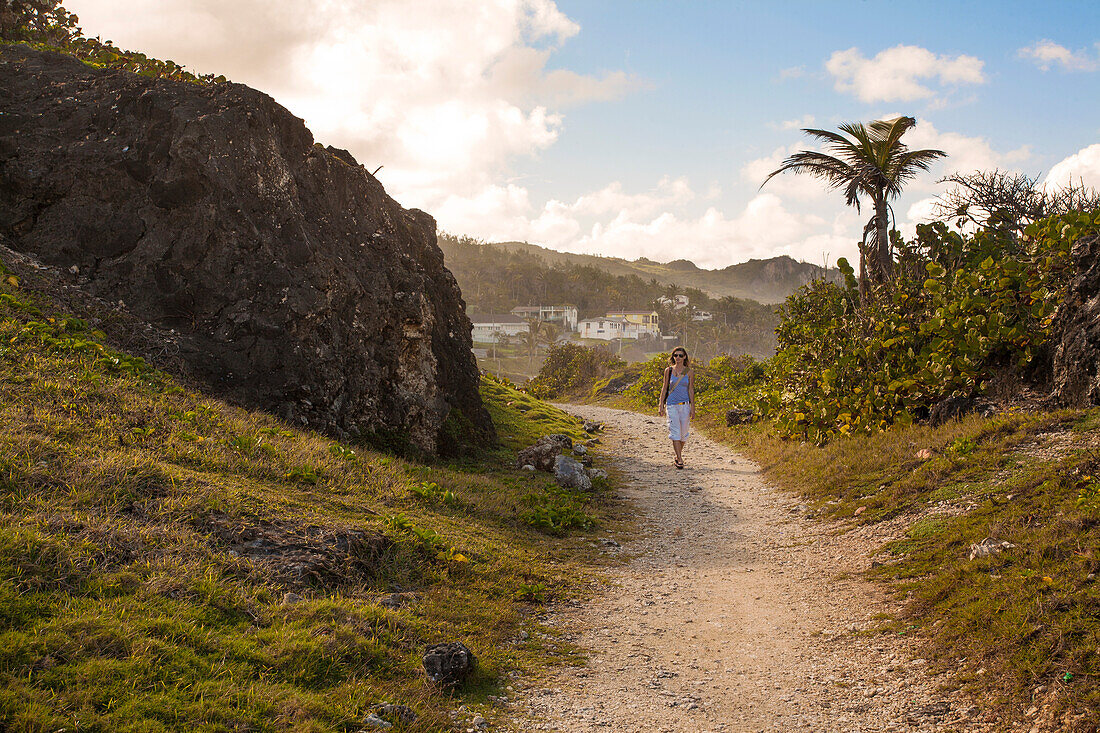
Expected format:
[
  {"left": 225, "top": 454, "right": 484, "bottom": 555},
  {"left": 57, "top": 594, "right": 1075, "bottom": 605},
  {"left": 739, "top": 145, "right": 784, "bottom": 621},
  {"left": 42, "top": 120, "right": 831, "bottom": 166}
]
[{"left": 64, "top": 0, "right": 1100, "bottom": 269}]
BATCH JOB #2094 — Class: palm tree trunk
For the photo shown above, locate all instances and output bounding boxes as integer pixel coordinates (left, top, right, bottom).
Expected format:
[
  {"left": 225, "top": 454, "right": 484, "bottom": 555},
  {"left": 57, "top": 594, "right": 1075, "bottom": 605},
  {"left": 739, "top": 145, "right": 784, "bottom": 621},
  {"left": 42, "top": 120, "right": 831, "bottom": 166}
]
[{"left": 872, "top": 196, "right": 891, "bottom": 287}]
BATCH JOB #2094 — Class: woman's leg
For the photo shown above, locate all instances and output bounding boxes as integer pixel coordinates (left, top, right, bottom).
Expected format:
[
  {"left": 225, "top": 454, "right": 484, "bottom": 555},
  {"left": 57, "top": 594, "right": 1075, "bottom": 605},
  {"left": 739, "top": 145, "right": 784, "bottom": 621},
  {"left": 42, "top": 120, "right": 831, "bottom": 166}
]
[{"left": 672, "top": 439, "right": 683, "bottom": 463}]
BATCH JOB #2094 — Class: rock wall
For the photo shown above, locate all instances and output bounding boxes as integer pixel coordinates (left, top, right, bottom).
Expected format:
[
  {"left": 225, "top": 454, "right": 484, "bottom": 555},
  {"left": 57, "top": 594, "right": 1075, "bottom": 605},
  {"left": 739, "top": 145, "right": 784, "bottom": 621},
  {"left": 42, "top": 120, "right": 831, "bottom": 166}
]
[
  {"left": 1049, "top": 233, "right": 1100, "bottom": 408},
  {"left": 0, "top": 46, "right": 493, "bottom": 453}
]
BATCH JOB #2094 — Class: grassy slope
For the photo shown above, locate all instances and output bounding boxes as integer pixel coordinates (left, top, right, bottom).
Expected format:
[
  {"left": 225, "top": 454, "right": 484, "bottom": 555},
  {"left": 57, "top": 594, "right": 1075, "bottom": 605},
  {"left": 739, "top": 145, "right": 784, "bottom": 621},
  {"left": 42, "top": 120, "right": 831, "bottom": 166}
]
[{"left": 0, "top": 269, "right": 609, "bottom": 732}]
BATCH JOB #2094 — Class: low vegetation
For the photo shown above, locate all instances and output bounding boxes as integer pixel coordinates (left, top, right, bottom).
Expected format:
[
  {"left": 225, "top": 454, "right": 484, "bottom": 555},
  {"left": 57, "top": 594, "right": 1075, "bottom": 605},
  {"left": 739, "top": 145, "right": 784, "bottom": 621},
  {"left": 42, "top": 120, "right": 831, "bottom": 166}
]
[{"left": 0, "top": 263, "right": 615, "bottom": 732}]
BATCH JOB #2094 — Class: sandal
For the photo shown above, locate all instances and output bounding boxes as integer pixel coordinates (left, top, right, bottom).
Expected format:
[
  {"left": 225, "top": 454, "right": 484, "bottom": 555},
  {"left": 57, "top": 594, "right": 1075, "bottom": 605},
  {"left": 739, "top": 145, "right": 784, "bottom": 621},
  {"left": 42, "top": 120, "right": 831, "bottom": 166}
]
[{"left": 674, "top": 459, "right": 684, "bottom": 469}]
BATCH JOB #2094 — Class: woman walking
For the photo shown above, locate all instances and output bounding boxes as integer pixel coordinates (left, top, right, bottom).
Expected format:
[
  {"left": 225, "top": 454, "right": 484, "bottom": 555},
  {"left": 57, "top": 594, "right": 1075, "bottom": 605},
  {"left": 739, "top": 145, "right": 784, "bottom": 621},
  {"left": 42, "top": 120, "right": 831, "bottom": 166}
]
[{"left": 657, "top": 348, "right": 694, "bottom": 469}]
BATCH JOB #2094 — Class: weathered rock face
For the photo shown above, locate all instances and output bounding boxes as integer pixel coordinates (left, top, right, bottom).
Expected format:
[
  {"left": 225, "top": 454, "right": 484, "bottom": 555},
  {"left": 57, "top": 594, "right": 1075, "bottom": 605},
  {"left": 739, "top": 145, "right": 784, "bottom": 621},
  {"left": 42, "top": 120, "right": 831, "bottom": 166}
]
[
  {"left": 0, "top": 46, "right": 493, "bottom": 453},
  {"left": 1049, "top": 234, "right": 1100, "bottom": 408}
]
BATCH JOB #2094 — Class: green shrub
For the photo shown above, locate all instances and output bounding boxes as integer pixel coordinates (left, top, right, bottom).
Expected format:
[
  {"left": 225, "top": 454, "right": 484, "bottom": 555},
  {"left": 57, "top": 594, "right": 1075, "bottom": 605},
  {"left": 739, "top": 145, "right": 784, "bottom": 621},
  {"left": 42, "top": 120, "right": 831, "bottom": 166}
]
[
  {"left": 528, "top": 343, "right": 625, "bottom": 399},
  {"left": 758, "top": 212, "right": 1096, "bottom": 443}
]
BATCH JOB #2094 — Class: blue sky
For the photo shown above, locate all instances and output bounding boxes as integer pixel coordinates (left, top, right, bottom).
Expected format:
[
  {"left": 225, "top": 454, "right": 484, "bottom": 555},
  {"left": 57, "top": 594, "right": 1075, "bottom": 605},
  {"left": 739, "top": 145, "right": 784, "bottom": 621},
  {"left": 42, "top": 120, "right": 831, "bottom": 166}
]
[{"left": 66, "top": 0, "right": 1100, "bottom": 268}]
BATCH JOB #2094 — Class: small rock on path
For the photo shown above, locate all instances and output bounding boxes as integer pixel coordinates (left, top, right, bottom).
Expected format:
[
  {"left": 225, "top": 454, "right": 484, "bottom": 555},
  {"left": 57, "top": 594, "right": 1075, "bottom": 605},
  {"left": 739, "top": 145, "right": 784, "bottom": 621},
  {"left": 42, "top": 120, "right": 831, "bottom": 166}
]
[{"left": 503, "top": 405, "right": 990, "bottom": 732}]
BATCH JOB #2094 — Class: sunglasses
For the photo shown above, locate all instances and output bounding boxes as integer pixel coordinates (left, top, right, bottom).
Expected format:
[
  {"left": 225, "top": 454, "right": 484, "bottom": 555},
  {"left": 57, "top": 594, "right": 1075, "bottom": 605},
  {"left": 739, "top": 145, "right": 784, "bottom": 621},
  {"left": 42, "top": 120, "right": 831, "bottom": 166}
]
[{"left": 673, "top": 353, "right": 686, "bottom": 358}]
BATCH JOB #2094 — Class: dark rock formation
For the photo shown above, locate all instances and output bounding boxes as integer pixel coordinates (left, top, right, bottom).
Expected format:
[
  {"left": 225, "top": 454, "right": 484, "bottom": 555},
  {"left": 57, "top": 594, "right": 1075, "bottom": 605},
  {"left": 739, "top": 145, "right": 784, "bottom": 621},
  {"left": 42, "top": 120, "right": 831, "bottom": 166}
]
[
  {"left": 422, "top": 641, "right": 477, "bottom": 687},
  {"left": 1049, "top": 234, "right": 1100, "bottom": 408},
  {"left": 597, "top": 373, "right": 639, "bottom": 395},
  {"left": 0, "top": 45, "right": 492, "bottom": 453},
  {"left": 725, "top": 408, "right": 756, "bottom": 426}
]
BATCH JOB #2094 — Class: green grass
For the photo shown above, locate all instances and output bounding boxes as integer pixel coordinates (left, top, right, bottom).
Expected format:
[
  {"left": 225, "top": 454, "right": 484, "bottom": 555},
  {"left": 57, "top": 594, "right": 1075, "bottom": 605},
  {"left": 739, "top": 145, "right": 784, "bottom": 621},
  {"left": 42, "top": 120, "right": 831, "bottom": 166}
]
[
  {"left": 478, "top": 374, "right": 589, "bottom": 452},
  {"left": 0, "top": 274, "right": 612, "bottom": 731}
]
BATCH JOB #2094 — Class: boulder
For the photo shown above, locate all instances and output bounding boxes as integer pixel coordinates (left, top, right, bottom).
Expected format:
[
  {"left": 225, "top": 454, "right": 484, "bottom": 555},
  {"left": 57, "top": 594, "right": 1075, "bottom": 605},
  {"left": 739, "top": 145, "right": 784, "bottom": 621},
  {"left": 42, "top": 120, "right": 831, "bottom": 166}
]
[
  {"left": 0, "top": 46, "right": 492, "bottom": 454},
  {"left": 725, "top": 408, "right": 756, "bottom": 426},
  {"left": 968, "top": 538, "right": 1016, "bottom": 561},
  {"left": 1049, "top": 234, "right": 1100, "bottom": 408},
  {"left": 362, "top": 714, "right": 392, "bottom": 729},
  {"left": 573, "top": 444, "right": 588, "bottom": 455},
  {"left": 586, "top": 467, "right": 608, "bottom": 480},
  {"left": 542, "top": 434, "right": 573, "bottom": 450},
  {"left": 423, "top": 642, "right": 477, "bottom": 687},
  {"left": 929, "top": 395, "right": 973, "bottom": 427},
  {"left": 375, "top": 704, "right": 417, "bottom": 725},
  {"left": 597, "top": 374, "right": 638, "bottom": 395},
  {"left": 515, "top": 434, "right": 573, "bottom": 471},
  {"left": 583, "top": 420, "right": 603, "bottom": 433},
  {"left": 554, "top": 455, "right": 592, "bottom": 491}
]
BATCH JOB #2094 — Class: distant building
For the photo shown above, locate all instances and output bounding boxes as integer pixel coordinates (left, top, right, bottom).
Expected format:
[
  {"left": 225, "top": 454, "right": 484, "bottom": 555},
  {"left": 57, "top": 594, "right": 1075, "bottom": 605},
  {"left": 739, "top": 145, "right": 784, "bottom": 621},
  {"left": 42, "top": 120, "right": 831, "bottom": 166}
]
[
  {"left": 657, "top": 295, "right": 690, "bottom": 310},
  {"left": 691, "top": 310, "right": 713, "bottom": 321},
  {"left": 510, "top": 305, "right": 579, "bottom": 331},
  {"left": 605, "top": 310, "right": 661, "bottom": 337},
  {"left": 579, "top": 311, "right": 660, "bottom": 341},
  {"left": 578, "top": 317, "right": 629, "bottom": 340},
  {"left": 468, "top": 313, "right": 529, "bottom": 343}
]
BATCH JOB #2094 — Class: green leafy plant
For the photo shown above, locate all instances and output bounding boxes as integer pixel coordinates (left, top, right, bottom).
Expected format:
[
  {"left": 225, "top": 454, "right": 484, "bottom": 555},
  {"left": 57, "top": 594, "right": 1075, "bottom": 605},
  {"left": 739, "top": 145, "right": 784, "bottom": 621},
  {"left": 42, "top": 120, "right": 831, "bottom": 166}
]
[
  {"left": 284, "top": 465, "right": 321, "bottom": 484},
  {"left": 328, "top": 444, "right": 358, "bottom": 461},
  {"left": 520, "top": 489, "right": 595, "bottom": 533},
  {"left": 409, "top": 481, "right": 460, "bottom": 506},
  {"left": 514, "top": 582, "right": 547, "bottom": 603}
]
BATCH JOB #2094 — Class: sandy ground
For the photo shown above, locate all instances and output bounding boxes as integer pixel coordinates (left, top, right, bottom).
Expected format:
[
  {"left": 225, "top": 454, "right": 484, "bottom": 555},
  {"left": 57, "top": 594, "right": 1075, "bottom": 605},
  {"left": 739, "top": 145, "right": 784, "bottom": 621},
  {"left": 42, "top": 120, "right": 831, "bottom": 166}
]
[{"left": 501, "top": 405, "right": 995, "bottom": 733}]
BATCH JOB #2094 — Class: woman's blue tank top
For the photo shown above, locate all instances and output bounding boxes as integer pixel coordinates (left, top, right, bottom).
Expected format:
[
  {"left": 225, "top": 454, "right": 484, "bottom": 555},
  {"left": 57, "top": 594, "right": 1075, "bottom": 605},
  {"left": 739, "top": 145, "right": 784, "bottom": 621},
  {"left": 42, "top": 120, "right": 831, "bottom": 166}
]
[{"left": 667, "top": 370, "right": 691, "bottom": 404}]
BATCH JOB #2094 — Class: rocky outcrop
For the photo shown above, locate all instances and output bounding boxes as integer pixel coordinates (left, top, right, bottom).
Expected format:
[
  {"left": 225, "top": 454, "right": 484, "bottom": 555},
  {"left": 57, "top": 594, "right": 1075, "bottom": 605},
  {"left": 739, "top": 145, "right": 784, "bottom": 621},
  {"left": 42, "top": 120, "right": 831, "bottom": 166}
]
[
  {"left": 515, "top": 434, "right": 572, "bottom": 471},
  {"left": 1049, "top": 234, "right": 1100, "bottom": 409},
  {"left": 422, "top": 642, "right": 477, "bottom": 687},
  {"left": 0, "top": 46, "right": 492, "bottom": 453}
]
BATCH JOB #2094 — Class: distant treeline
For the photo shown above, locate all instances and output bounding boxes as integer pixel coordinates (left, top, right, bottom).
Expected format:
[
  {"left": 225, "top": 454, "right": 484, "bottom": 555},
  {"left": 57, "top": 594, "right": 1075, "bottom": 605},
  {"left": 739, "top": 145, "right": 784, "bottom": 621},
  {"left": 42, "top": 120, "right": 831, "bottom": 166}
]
[{"left": 438, "top": 234, "right": 780, "bottom": 358}]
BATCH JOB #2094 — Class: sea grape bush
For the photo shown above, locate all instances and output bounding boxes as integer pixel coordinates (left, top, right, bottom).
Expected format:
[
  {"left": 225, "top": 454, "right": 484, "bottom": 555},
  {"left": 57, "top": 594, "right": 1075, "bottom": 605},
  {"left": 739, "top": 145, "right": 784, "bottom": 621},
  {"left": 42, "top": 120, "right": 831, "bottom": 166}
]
[
  {"left": 4, "top": 1, "right": 227, "bottom": 85},
  {"left": 761, "top": 211, "right": 1098, "bottom": 442},
  {"left": 528, "top": 342, "right": 625, "bottom": 399}
]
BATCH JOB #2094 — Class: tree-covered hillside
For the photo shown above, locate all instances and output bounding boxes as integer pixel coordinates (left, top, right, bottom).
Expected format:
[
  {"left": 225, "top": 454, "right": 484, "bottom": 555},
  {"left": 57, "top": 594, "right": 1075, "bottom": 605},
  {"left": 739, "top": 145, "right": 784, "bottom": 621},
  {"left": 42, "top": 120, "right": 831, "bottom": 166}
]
[{"left": 439, "top": 234, "right": 780, "bottom": 359}]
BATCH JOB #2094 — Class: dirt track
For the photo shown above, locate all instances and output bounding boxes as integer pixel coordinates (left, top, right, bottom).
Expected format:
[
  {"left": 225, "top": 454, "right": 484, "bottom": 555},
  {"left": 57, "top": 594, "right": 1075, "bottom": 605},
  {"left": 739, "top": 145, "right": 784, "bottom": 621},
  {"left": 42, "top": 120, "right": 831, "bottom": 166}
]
[{"left": 504, "top": 404, "right": 990, "bottom": 733}]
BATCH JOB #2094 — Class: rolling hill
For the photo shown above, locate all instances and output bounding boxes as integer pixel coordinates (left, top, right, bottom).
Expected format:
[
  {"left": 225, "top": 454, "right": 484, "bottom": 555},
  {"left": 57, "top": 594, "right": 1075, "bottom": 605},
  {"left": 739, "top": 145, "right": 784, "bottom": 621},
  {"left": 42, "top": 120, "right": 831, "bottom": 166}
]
[{"left": 488, "top": 240, "right": 837, "bottom": 304}]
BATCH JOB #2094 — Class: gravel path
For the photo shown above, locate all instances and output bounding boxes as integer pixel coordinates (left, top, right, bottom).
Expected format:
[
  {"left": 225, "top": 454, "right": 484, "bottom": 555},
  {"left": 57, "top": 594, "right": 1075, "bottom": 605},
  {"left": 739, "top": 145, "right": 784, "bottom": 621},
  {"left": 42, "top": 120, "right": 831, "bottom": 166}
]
[{"left": 503, "top": 405, "right": 993, "bottom": 733}]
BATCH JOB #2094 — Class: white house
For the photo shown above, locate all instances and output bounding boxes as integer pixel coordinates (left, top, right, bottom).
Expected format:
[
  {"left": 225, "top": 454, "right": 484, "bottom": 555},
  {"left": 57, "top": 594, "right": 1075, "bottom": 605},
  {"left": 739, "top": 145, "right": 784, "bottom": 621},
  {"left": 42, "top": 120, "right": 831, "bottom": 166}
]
[
  {"left": 578, "top": 317, "right": 628, "bottom": 340},
  {"left": 691, "top": 310, "right": 713, "bottom": 321},
  {"left": 605, "top": 310, "right": 661, "bottom": 338},
  {"left": 510, "top": 304, "right": 579, "bottom": 332},
  {"left": 468, "top": 313, "right": 529, "bottom": 343}
]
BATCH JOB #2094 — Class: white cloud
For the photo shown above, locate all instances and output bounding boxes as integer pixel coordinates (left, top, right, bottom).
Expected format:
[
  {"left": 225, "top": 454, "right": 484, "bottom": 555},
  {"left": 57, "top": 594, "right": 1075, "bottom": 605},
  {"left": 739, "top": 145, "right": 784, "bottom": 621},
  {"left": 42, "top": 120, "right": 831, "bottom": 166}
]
[
  {"left": 434, "top": 178, "right": 862, "bottom": 268},
  {"left": 777, "top": 114, "right": 815, "bottom": 130},
  {"left": 826, "top": 45, "right": 985, "bottom": 103},
  {"left": 1044, "top": 144, "right": 1100, "bottom": 190},
  {"left": 741, "top": 144, "right": 830, "bottom": 201},
  {"left": 65, "top": 0, "right": 642, "bottom": 210},
  {"left": 1018, "top": 40, "right": 1100, "bottom": 72},
  {"left": 901, "top": 118, "right": 1032, "bottom": 182}
]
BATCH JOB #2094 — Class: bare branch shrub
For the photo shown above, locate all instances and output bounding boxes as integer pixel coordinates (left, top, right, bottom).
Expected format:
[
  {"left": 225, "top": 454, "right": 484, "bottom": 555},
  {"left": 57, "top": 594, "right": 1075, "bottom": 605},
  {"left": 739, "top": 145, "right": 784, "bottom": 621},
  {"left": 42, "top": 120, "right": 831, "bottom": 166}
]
[{"left": 934, "top": 169, "right": 1100, "bottom": 236}]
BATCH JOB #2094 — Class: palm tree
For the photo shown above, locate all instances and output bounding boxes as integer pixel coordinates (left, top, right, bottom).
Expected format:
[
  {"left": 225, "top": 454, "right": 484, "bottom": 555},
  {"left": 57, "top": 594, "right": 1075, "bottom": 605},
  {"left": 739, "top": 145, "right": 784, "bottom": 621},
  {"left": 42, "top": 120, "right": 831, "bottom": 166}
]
[
  {"left": 519, "top": 320, "right": 542, "bottom": 368},
  {"left": 537, "top": 322, "right": 560, "bottom": 351},
  {"left": 763, "top": 116, "right": 946, "bottom": 295}
]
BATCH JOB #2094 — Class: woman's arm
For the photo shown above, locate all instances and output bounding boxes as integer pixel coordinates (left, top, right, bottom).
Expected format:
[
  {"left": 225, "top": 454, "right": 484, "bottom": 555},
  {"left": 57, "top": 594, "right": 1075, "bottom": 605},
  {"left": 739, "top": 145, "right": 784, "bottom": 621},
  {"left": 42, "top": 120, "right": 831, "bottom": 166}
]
[
  {"left": 657, "top": 367, "right": 670, "bottom": 415},
  {"left": 689, "top": 368, "right": 696, "bottom": 418}
]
